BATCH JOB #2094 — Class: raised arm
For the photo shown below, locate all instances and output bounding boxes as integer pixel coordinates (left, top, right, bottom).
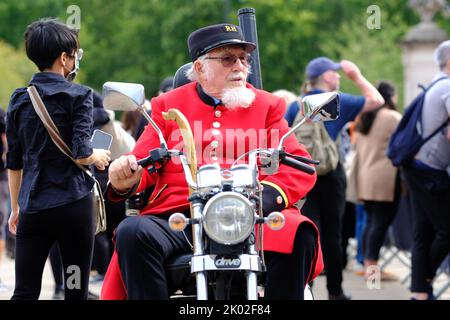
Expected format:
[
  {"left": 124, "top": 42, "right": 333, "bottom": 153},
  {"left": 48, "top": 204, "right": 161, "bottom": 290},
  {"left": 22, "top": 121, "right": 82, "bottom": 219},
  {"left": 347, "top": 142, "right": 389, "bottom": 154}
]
[{"left": 340, "top": 60, "right": 384, "bottom": 112}]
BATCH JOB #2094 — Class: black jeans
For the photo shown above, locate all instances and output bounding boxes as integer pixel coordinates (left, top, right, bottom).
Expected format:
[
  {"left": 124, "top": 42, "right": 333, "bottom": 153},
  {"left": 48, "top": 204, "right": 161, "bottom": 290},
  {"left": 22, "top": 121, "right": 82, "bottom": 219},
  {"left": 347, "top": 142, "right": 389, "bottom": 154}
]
[
  {"left": 11, "top": 194, "right": 94, "bottom": 300},
  {"left": 403, "top": 165, "right": 450, "bottom": 292},
  {"left": 341, "top": 202, "right": 356, "bottom": 269},
  {"left": 115, "top": 215, "right": 317, "bottom": 300},
  {"left": 362, "top": 201, "right": 398, "bottom": 261},
  {"left": 302, "top": 162, "right": 346, "bottom": 296},
  {"left": 49, "top": 243, "right": 64, "bottom": 289}
]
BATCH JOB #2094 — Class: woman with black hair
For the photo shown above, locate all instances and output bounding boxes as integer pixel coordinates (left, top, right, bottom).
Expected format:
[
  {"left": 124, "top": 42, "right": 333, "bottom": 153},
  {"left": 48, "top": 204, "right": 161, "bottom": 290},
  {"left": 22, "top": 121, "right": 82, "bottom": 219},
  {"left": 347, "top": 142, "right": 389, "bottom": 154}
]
[
  {"left": 354, "top": 81, "right": 402, "bottom": 280},
  {"left": 5, "top": 18, "right": 110, "bottom": 300}
]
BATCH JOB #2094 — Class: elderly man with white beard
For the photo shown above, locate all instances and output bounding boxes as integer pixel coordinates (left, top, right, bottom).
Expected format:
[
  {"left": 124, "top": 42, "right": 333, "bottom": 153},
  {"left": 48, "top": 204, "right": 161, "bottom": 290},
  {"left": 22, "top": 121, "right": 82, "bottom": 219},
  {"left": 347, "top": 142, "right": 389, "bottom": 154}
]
[{"left": 100, "top": 23, "right": 323, "bottom": 300}]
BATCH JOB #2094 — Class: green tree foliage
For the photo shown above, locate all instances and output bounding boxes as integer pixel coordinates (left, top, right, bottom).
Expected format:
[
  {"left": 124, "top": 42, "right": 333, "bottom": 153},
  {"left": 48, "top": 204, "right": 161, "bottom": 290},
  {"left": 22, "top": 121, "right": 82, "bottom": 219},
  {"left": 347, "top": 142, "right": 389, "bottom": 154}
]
[
  {"left": 77, "top": 0, "right": 226, "bottom": 96},
  {"left": 0, "top": 41, "right": 35, "bottom": 109},
  {"left": 320, "top": 5, "right": 413, "bottom": 109},
  {"left": 0, "top": 0, "right": 65, "bottom": 48}
]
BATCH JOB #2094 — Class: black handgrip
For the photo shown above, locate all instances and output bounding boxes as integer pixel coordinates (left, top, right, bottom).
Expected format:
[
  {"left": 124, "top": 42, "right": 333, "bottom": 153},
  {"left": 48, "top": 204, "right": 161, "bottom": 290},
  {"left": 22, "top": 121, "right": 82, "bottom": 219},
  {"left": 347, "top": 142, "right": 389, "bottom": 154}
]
[
  {"left": 130, "top": 157, "right": 149, "bottom": 173},
  {"left": 281, "top": 156, "right": 316, "bottom": 175},
  {"left": 137, "top": 156, "right": 153, "bottom": 167},
  {"left": 133, "top": 148, "right": 170, "bottom": 174},
  {"left": 285, "top": 153, "right": 320, "bottom": 166}
]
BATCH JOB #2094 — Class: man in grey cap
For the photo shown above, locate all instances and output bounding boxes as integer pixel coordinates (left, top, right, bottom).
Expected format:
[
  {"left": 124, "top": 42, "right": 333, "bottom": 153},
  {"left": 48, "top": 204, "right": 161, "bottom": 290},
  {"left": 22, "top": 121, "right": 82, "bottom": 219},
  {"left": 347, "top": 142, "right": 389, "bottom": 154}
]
[
  {"left": 402, "top": 40, "right": 450, "bottom": 300},
  {"left": 102, "top": 23, "right": 323, "bottom": 300},
  {"left": 285, "top": 56, "right": 384, "bottom": 300}
]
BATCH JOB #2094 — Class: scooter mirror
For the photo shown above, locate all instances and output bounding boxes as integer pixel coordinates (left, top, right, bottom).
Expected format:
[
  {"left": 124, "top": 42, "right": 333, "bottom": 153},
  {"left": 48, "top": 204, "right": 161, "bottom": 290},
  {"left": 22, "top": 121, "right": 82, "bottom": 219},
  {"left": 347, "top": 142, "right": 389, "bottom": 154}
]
[
  {"left": 301, "top": 91, "right": 340, "bottom": 122},
  {"left": 277, "top": 92, "right": 340, "bottom": 151},
  {"left": 102, "top": 82, "right": 146, "bottom": 111},
  {"left": 102, "top": 81, "right": 167, "bottom": 149}
]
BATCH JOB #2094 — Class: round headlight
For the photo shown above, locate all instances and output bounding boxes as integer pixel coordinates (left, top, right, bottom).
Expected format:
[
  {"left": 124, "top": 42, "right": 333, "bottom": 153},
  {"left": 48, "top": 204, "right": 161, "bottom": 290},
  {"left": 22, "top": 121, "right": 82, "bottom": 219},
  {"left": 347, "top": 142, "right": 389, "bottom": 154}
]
[{"left": 203, "top": 192, "right": 254, "bottom": 245}]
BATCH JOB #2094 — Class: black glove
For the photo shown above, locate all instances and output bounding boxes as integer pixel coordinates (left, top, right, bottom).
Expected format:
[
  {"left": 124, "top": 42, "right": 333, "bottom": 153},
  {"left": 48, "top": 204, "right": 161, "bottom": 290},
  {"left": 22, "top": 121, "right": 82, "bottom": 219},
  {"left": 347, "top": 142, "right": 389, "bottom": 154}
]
[{"left": 261, "top": 183, "right": 286, "bottom": 217}]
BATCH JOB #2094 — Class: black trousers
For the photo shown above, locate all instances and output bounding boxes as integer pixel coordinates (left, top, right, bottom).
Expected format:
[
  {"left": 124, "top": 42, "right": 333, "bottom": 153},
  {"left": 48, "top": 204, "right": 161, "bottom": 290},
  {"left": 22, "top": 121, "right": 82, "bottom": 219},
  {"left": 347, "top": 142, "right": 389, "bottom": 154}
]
[
  {"left": 403, "top": 165, "right": 450, "bottom": 293},
  {"left": 115, "top": 215, "right": 316, "bottom": 300},
  {"left": 302, "top": 162, "right": 346, "bottom": 296},
  {"left": 263, "top": 223, "right": 316, "bottom": 300},
  {"left": 11, "top": 194, "right": 95, "bottom": 300},
  {"left": 49, "top": 242, "right": 64, "bottom": 289},
  {"left": 341, "top": 202, "right": 356, "bottom": 269},
  {"left": 362, "top": 201, "right": 398, "bottom": 261}
]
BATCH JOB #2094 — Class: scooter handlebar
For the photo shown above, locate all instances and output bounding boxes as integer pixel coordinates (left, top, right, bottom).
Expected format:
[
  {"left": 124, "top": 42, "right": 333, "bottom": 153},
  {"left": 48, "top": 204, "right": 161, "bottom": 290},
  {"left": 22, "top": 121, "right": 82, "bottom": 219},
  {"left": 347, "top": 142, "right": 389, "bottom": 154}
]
[
  {"left": 137, "top": 156, "right": 153, "bottom": 167},
  {"left": 280, "top": 156, "right": 316, "bottom": 175}
]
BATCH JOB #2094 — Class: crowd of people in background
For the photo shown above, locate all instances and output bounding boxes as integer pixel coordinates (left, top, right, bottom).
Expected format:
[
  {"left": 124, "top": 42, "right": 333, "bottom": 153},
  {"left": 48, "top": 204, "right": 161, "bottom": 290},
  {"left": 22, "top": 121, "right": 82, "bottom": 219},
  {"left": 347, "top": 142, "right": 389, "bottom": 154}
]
[{"left": 281, "top": 41, "right": 449, "bottom": 300}]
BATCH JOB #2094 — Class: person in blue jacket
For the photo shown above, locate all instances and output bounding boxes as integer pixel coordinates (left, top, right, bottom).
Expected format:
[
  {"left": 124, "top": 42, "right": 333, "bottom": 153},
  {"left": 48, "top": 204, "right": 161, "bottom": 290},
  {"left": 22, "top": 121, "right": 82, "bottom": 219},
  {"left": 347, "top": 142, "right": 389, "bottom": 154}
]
[{"left": 286, "top": 57, "right": 384, "bottom": 300}]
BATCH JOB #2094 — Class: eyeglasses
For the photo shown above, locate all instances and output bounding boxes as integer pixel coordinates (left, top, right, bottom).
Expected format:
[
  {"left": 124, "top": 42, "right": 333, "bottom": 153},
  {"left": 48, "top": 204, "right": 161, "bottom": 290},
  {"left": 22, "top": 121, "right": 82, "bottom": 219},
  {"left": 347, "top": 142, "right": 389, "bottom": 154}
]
[
  {"left": 205, "top": 53, "right": 252, "bottom": 68},
  {"left": 69, "top": 48, "right": 83, "bottom": 61},
  {"left": 76, "top": 48, "right": 83, "bottom": 61}
]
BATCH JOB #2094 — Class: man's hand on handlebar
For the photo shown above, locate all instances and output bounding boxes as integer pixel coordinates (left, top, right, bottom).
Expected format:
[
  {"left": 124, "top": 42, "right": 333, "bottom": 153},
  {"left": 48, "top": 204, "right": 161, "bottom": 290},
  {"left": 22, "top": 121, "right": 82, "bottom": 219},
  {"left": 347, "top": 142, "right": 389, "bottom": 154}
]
[{"left": 108, "top": 155, "right": 143, "bottom": 193}]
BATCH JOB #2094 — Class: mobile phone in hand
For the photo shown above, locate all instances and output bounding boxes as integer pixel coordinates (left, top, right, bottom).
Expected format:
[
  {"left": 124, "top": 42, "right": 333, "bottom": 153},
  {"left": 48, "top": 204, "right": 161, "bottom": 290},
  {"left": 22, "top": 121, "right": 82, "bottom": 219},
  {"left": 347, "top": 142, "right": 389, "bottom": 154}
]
[{"left": 91, "top": 129, "right": 113, "bottom": 150}]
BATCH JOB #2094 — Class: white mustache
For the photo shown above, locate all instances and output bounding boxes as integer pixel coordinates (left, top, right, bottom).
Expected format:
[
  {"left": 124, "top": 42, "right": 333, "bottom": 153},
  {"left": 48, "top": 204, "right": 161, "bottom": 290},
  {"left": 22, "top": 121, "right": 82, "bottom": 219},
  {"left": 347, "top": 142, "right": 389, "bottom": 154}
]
[{"left": 228, "top": 72, "right": 246, "bottom": 81}]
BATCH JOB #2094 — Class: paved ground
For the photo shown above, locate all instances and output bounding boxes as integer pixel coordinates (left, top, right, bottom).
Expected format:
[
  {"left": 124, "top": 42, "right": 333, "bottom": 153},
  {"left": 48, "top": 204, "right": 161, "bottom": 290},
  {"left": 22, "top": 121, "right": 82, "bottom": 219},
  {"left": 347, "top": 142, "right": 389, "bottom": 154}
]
[
  {"left": 0, "top": 255, "right": 102, "bottom": 300},
  {"left": 0, "top": 240, "right": 448, "bottom": 300}
]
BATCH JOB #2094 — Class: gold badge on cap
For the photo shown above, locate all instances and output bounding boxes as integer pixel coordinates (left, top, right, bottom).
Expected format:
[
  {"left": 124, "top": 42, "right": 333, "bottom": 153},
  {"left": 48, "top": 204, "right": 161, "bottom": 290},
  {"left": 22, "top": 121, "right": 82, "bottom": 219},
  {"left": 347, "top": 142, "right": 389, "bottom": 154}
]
[{"left": 224, "top": 25, "right": 238, "bottom": 32}]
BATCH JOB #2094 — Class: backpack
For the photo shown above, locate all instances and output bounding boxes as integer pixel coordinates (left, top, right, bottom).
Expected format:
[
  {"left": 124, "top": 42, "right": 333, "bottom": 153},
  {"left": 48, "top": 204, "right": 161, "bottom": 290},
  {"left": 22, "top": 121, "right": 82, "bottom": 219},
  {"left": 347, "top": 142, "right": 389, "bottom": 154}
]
[
  {"left": 292, "top": 99, "right": 339, "bottom": 176},
  {"left": 387, "top": 77, "right": 450, "bottom": 167}
]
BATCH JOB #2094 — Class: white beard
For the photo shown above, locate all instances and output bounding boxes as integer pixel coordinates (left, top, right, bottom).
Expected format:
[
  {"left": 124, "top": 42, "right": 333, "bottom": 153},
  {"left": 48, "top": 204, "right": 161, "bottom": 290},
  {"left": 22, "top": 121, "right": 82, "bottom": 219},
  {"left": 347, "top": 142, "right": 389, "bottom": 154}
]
[{"left": 221, "top": 87, "right": 256, "bottom": 110}]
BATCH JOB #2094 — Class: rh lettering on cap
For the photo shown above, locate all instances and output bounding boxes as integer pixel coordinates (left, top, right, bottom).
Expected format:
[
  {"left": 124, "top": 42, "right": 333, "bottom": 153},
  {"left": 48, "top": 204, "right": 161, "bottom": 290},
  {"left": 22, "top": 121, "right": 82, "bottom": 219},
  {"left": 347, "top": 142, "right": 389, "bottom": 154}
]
[{"left": 224, "top": 25, "right": 238, "bottom": 32}]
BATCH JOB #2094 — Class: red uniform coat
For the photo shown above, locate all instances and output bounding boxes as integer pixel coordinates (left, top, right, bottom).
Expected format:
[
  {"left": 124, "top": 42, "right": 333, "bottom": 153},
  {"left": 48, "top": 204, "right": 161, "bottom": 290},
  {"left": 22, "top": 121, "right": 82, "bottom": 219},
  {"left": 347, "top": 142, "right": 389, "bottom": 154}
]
[{"left": 101, "top": 82, "right": 323, "bottom": 299}]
